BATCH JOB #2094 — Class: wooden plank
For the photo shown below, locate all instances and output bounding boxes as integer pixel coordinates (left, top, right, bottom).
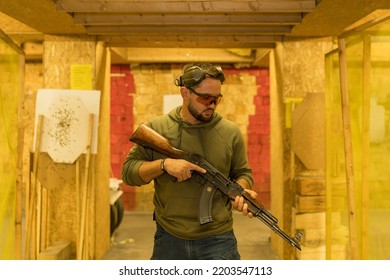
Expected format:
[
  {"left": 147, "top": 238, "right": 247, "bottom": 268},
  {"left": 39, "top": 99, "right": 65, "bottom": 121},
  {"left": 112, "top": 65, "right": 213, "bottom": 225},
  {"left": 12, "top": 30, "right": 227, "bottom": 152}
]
[
  {"left": 0, "top": 29, "right": 25, "bottom": 55},
  {"left": 295, "top": 195, "right": 325, "bottom": 213},
  {"left": 87, "top": 25, "right": 292, "bottom": 34},
  {"left": 38, "top": 241, "right": 72, "bottom": 260},
  {"left": 101, "top": 34, "right": 279, "bottom": 48},
  {"left": 15, "top": 53, "right": 26, "bottom": 260},
  {"left": 269, "top": 49, "right": 285, "bottom": 257},
  {"left": 74, "top": 13, "right": 303, "bottom": 25},
  {"left": 295, "top": 176, "right": 325, "bottom": 196},
  {"left": 296, "top": 244, "right": 347, "bottom": 260},
  {"left": 325, "top": 52, "right": 334, "bottom": 259},
  {"left": 40, "top": 187, "right": 48, "bottom": 251},
  {"left": 296, "top": 212, "right": 342, "bottom": 230},
  {"left": 296, "top": 195, "right": 345, "bottom": 213},
  {"left": 75, "top": 159, "right": 80, "bottom": 258},
  {"left": 93, "top": 44, "right": 112, "bottom": 259},
  {"left": 123, "top": 48, "right": 255, "bottom": 63},
  {"left": 338, "top": 37, "right": 359, "bottom": 260},
  {"left": 23, "top": 42, "right": 43, "bottom": 61},
  {"left": 300, "top": 225, "right": 348, "bottom": 247},
  {"left": 301, "top": 228, "right": 325, "bottom": 246},
  {"left": 57, "top": 1, "right": 316, "bottom": 13},
  {"left": 25, "top": 115, "right": 44, "bottom": 259},
  {"left": 36, "top": 181, "right": 42, "bottom": 254},
  {"left": 77, "top": 114, "right": 94, "bottom": 260},
  {"left": 361, "top": 34, "right": 371, "bottom": 259}
]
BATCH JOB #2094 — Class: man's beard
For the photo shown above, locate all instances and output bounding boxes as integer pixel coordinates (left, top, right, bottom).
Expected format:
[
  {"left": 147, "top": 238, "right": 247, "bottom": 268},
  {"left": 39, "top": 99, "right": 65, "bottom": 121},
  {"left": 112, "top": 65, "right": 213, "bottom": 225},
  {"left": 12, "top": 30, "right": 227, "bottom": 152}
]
[{"left": 188, "top": 102, "right": 214, "bottom": 123}]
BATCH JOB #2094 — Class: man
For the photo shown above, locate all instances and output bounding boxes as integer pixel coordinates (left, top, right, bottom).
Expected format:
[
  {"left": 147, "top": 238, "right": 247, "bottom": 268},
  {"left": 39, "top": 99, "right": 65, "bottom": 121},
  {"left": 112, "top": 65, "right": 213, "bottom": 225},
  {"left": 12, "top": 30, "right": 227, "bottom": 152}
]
[{"left": 121, "top": 62, "right": 257, "bottom": 260}]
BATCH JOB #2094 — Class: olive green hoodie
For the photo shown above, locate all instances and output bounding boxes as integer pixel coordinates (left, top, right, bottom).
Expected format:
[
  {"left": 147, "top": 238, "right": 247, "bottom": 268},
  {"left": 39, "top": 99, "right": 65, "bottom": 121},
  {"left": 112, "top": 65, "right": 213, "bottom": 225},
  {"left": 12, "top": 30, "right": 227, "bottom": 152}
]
[{"left": 122, "top": 106, "right": 253, "bottom": 239}]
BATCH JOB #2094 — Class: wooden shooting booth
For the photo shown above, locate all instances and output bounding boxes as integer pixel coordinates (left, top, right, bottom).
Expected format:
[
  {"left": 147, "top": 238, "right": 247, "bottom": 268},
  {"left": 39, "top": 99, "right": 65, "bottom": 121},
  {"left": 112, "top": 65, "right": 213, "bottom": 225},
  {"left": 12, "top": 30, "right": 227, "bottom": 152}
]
[
  {"left": 21, "top": 37, "right": 112, "bottom": 260},
  {"left": 324, "top": 13, "right": 390, "bottom": 260},
  {"left": 0, "top": 28, "right": 24, "bottom": 260}
]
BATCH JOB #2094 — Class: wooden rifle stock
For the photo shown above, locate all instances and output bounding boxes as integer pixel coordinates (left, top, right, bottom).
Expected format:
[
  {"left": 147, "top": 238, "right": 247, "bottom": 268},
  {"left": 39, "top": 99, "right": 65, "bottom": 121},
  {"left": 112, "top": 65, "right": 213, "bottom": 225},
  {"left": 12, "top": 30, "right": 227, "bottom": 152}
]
[{"left": 130, "top": 124, "right": 188, "bottom": 159}]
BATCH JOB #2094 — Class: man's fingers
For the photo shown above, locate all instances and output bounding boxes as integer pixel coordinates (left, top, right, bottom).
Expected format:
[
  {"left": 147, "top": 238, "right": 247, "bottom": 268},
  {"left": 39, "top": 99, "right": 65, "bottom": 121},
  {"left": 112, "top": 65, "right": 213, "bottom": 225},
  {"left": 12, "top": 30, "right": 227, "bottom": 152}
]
[
  {"left": 235, "top": 196, "right": 244, "bottom": 210},
  {"left": 242, "top": 203, "right": 249, "bottom": 215},
  {"left": 192, "top": 164, "right": 206, "bottom": 174},
  {"left": 243, "top": 188, "right": 258, "bottom": 199}
]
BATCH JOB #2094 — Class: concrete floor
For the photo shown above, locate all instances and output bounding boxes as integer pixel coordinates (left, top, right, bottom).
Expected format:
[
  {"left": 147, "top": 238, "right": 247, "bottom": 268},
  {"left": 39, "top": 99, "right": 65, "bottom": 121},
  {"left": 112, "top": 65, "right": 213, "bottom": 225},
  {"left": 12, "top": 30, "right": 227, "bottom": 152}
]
[{"left": 102, "top": 211, "right": 279, "bottom": 260}]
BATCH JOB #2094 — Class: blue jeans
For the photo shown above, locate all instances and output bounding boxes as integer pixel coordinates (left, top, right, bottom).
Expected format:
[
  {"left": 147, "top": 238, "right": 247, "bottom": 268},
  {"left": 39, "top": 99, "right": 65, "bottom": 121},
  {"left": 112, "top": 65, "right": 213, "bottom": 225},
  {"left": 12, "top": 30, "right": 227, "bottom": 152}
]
[{"left": 150, "top": 223, "right": 241, "bottom": 260}]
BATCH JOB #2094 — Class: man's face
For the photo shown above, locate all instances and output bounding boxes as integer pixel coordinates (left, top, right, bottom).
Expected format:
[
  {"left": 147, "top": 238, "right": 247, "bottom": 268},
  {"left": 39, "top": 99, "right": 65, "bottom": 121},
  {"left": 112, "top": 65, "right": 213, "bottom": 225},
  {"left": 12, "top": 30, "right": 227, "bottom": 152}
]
[{"left": 186, "top": 78, "right": 223, "bottom": 123}]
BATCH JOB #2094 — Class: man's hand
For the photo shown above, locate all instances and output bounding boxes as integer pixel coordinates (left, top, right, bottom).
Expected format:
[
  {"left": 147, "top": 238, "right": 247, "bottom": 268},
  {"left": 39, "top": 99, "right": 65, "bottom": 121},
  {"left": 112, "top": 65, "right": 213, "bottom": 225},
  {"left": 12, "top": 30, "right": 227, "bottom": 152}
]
[
  {"left": 164, "top": 158, "right": 206, "bottom": 182},
  {"left": 232, "top": 189, "right": 258, "bottom": 218}
]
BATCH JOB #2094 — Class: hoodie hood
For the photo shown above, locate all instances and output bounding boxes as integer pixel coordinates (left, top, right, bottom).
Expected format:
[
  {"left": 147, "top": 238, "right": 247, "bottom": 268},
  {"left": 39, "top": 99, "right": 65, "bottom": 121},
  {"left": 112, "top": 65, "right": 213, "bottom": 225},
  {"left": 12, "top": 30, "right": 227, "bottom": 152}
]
[
  {"left": 167, "top": 106, "right": 223, "bottom": 149},
  {"left": 168, "top": 106, "right": 223, "bottom": 128}
]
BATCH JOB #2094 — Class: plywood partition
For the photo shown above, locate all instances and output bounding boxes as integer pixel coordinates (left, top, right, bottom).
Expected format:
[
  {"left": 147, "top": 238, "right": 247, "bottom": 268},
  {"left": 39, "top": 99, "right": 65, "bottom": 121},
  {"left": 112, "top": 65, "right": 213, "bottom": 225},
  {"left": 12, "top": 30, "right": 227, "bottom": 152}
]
[
  {"left": 33, "top": 35, "right": 111, "bottom": 259},
  {"left": 0, "top": 29, "right": 25, "bottom": 260},
  {"left": 325, "top": 15, "right": 390, "bottom": 260}
]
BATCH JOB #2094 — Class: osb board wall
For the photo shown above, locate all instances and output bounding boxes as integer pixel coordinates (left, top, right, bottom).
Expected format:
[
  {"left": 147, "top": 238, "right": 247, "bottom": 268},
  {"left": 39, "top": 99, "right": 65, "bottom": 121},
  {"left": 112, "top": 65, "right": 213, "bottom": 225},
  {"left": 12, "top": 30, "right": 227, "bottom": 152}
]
[
  {"left": 44, "top": 35, "right": 97, "bottom": 89},
  {"left": 129, "top": 64, "right": 259, "bottom": 211},
  {"left": 32, "top": 35, "right": 110, "bottom": 259},
  {"left": 281, "top": 38, "right": 334, "bottom": 98}
]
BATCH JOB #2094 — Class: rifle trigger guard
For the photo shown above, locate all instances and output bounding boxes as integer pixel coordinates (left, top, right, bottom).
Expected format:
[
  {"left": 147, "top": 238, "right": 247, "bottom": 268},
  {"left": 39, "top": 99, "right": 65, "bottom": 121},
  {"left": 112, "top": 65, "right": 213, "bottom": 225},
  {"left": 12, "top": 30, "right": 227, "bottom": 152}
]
[{"left": 198, "top": 182, "right": 216, "bottom": 224}]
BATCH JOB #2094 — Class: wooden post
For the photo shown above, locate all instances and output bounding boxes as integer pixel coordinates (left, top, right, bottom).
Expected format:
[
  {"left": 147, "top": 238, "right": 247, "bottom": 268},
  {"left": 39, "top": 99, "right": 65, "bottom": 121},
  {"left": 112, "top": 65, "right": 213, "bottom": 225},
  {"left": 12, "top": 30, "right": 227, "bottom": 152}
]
[
  {"left": 361, "top": 34, "right": 371, "bottom": 259},
  {"left": 75, "top": 159, "right": 80, "bottom": 258},
  {"left": 15, "top": 50, "right": 26, "bottom": 260},
  {"left": 88, "top": 156, "right": 96, "bottom": 259},
  {"left": 36, "top": 180, "right": 42, "bottom": 254},
  {"left": 289, "top": 101, "right": 297, "bottom": 260},
  {"left": 338, "top": 37, "right": 359, "bottom": 260},
  {"left": 77, "top": 113, "right": 94, "bottom": 260},
  {"left": 25, "top": 114, "right": 44, "bottom": 259},
  {"left": 41, "top": 187, "right": 49, "bottom": 251}
]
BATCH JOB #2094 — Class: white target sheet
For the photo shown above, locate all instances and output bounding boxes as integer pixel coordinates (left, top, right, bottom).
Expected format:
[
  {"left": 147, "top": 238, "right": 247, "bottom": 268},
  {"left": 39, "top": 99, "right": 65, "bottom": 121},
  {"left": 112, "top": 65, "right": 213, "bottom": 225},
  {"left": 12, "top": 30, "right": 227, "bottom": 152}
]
[{"left": 33, "top": 89, "right": 101, "bottom": 163}]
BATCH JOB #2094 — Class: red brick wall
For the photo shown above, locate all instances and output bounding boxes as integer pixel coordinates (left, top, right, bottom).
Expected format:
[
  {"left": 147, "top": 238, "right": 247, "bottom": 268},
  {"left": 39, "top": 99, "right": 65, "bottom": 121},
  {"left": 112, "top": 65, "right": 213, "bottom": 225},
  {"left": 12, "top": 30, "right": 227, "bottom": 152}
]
[
  {"left": 110, "top": 65, "right": 270, "bottom": 210},
  {"left": 110, "top": 65, "right": 136, "bottom": 210},
  {"left": 249, "top": 69, "right": 270, "bottom": 208}
]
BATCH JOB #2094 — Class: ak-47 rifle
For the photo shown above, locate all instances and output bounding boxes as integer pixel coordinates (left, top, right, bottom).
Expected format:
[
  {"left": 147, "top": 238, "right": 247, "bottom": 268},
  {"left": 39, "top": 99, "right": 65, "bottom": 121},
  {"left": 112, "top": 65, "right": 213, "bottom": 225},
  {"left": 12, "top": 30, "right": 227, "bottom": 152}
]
[{"left": 130, "top": 123, "right": 303, "bottom": 251}]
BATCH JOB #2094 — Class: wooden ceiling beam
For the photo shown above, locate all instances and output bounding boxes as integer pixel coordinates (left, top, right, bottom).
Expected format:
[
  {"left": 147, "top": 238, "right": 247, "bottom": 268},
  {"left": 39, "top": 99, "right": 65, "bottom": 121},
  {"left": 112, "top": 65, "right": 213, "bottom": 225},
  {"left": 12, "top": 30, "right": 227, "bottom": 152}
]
[
  {"left": 122, "top": 47, "right": 256, "bottom": 63},
  {"left": 87, "top": 25, "right": 292, "bottom": 34},
  {"left": 100, "top": 34, "right": 279, "bottom": 48},
  {"left": 73, "top": 13, "right": 303, "bottom": 26},
  {"left": 107, "top": 41, "right": 276, "bottom": 48},
  {"left": 0, "top": 1, "right": 84, "bottom": 34},
  {"left": 252, "top": 48, "right": 272, "bottom": 66},
  {"left": 57, "top": 0, "right": 316, "bottom": 13}
]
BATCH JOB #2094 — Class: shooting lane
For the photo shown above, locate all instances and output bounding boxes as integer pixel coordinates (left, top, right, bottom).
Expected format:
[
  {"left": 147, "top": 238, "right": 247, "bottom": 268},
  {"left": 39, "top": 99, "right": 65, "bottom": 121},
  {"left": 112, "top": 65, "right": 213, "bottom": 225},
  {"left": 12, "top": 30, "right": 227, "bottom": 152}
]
[{"left": 2, "top": 1, "right": 390, "bottom": 262}]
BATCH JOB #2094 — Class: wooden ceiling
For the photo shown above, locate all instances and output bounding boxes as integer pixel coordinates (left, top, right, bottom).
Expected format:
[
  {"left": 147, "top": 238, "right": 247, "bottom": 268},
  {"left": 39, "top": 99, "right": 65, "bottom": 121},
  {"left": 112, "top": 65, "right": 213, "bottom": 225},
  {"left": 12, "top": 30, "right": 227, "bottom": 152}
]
[
  {"left": 1, "top": 0, "right": 390, "bottom": 65},
  {"left": 56, "top": 0, "right": 317, "bottom": 48}
]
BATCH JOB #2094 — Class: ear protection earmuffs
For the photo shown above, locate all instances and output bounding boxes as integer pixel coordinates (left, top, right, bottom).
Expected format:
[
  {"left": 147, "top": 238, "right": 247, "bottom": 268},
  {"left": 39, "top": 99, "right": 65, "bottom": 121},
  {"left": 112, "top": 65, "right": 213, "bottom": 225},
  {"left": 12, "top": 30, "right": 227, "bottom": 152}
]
[{"left": 174, "top": 66, "right": 205, "bottom": 87}]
